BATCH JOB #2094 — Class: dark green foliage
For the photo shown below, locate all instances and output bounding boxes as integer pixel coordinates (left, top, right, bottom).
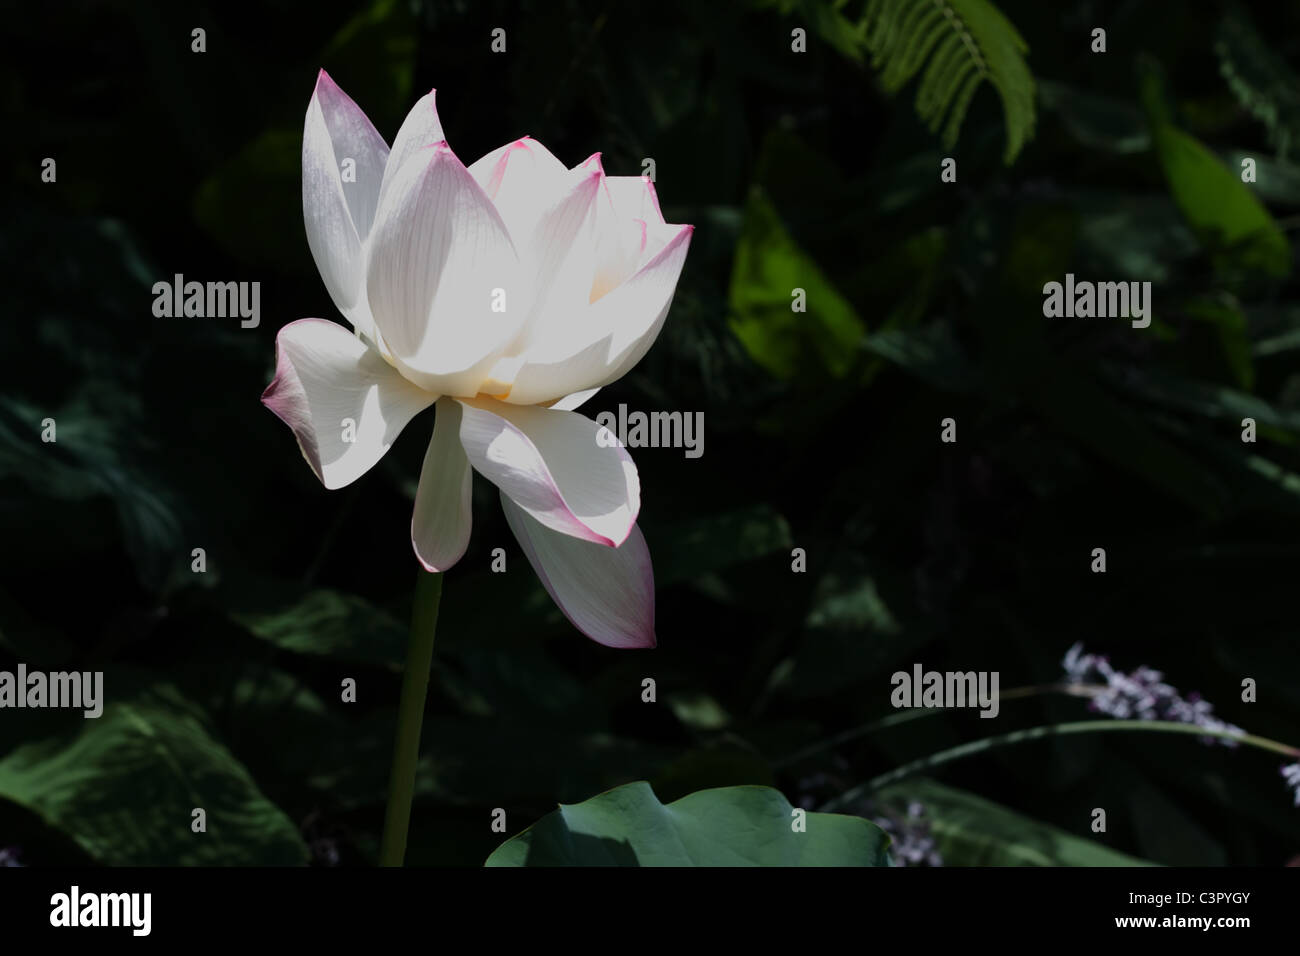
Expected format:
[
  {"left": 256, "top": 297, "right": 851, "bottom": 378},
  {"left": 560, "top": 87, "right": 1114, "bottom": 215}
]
[
  {"left": 486, "top": 782, "right": 890, "bottom": 866},
  {"left": 2, "top": 0, "right": 1299, "bottom": 866}
]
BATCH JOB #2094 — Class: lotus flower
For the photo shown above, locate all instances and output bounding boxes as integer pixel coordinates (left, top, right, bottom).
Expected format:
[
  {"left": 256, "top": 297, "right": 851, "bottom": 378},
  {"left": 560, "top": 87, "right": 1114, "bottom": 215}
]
[{"left": 262, "top": 71, "right": 692, "bottom": 649}]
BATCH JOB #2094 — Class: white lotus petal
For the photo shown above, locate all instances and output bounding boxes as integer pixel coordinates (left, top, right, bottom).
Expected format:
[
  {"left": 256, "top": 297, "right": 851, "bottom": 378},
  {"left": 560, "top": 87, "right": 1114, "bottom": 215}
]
[
  {"left": 502, "top": 224, "right": 693, "bottom": 405},
  {"left": 262, "top": 319, "right": 434, "bottom": 489},
  {"left": 457, "top": 398, "right": 639, "bottom": 546},
  {"left": 503, "top": 156, "right": 604, "bottom": 357},
  {"left": 467, "top": 136, "right": 570, "bottom": 244},
  {"left": 604, "top": 174, "right": 666, "bottom": 226},
  {"left": 303, "top": 71, "right": 388, "bottom": 325},
  {"left": 502, "top": 492, "right": 655, "bottom": 649},
  {"left": 376, "top": 88, "right": 445, "bottom": 214},
  {"left": 589, "top": 178, "right": 647, "bottom": 303},
  {"left": 549, "top": 387, "right": 600, "bottom": 411},
  {"left": 594, "top": 222, "right": 693, "bottom": 381},
  {"left": 366, "top": 143, "right": 523, "bottom": 396},
  {"left": 411, "top": 397, "right": 473, "bottom": 572}
]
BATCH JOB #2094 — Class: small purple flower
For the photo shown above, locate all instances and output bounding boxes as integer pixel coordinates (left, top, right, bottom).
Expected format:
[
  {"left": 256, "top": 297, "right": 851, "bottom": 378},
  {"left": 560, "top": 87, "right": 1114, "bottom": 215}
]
[
  {"left": 1060, "top": 643, "right": 1245, "bottom": 747},
  {"left": 0, "top": 847, "right": 22, "bottom": 867},
  {"left": 1282, "top": 764, "right": 1300, "bottom": 807},
  {"left": 872, "top": 801, "right": 944, "bottom": 867},
  {"left": 796, "top": 773, "right": 943, "bottom": 865}
]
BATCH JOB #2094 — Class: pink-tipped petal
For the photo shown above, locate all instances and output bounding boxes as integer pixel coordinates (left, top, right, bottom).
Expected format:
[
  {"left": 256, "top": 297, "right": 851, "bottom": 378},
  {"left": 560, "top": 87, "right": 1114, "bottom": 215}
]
[
  {"left": 376, "top": 88, "right": 445, "bottom": 212},
  {"left": 467, "top": 137, "right": 531, "bottom": 199},
  {"left": 311, "top": 71, "right": 389, "bottom": 238},
  {"left": 502, "top": 223, "right": 693, "bottom": 406},
  {"left": 604, "top": 175, "right": 666, "bottom": 226},
  {"left": 467, "top": 136, "right": 570, "bottom": 243},
  {"left": 456, "top": 398, "right": 639, "bottom": 546},
  {"left": 411, "top": 397, "right": 473, "bottom": 571},
  {"left": 261, "top": 319, "right": 434, "bottom": 489},
  {"left": 588, "top": 178, "right": 647, "bottom": 303},
  {"left": 501, "top": 492, "right": 655, "bottom": 649},
  {"left": 594, "top": 223, "right": 694, "bottom": 382},
  {"left": 366, "top": 142, "right": 522, "bottom": 396},
  {"left": 302, "top": 73, "right": 388, "bottom": 327},
  {"left": 504, "top": 163, "right": 604, "bottom": 353}
]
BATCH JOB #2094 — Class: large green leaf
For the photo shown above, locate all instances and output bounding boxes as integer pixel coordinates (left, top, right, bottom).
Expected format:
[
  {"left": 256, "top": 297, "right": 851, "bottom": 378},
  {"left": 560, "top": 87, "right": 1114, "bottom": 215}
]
[
  {"left": 0, "top": 686, "right": 308, "bottom": 865},
  {"left": 233, "top": 588, "right": 408, "bottom": 669},
  {"left": 728, "top": 189, "right": 867, "bottom": 381},
  {"left": 874, "top": 778, "right": 1155, "bottom": 866},
  {"left": 486, "top": 782, "right": 890, "bottom": 866},
  {"left": 1140, "top": 61, "right": 1291, "bottom": 277}
]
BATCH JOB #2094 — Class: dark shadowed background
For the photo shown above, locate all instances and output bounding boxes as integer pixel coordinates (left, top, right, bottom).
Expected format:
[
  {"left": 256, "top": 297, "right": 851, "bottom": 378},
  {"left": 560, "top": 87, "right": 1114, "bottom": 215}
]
[{"left": 2, "top": 0, "right": 1299, "bottom": 865}]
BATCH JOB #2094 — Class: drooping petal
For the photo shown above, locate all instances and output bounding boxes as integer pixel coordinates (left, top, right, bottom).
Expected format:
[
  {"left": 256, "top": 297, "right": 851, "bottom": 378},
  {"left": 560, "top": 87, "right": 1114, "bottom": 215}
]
[
  {"left": 376, "top": 88, "right": 445, "bottom": 214},
  {"left": 501, "top": 492, "right": 655, "bottom": 649},
  {"left": 501, "top": 224, "right": 693, "bottom": 406},
  {"left": 467, "top": 137, "right": 570, "bottom": 244},
  {"left": 366, "top": 142, "right": 523, "bottom": 397},
  {"left": 411, "top": 397, "right": 473, "bottom": 571},
  {"left": 261, "top": 319, "right": 434, "bottom": 489},
  {"left": 457, "top": 398, "right": 639, "bottom": 546},
  {"left": 302, "top": 72, "right": 389, "bottom": 322}
]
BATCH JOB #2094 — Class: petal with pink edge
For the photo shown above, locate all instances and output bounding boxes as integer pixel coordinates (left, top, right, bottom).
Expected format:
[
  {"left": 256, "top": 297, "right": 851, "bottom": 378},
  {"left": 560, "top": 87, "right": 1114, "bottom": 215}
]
[
  {"left": 505, "top": 158, "right": 604, "bottom": 353},
  {"left": 501, "top": 492, "right": 655, "bottom": 649},
  {"left": 303, "top": 73, "right": 388, "bottom": 323},
  {"left": 411, "top": 397, "right": 473, "bottom": 572},
  {"left": 376, "top": 88, "right": 445, "bottom": 213},
  {"left": 502, "top": 224, "right": 693, "bottom": 406},
  {"left": 604, "top": 175, "right": 665, "bottom": 226},
  {"left": 262, "top": 319, "right": 434, "bottom": 489},
  {"left": 467, "top": 137, "right": 571, "bottom": 245},
  {"left": 589, "top": 176, "right": 647, "bottom": 303},
  {"left": 366, "top": 142, "right": 522, "bottom": 396},
  {"left": 312, "top": 71, "right": 389, "bottom": 238},
  {"left": 594, "top": 223, "right": 694, "bottom": 382},
  {"left": 456, "top": 398, "right": 639, "bottom": 547}
]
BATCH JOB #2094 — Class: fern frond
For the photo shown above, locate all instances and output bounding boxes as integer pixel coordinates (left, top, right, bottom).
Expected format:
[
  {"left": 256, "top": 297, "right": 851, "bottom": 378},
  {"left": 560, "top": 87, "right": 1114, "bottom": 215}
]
[
  {"left": 859, "top": 0, "right": 1035, "bottom": 164},
  {"left": 1214, "top": 5, "right": 1300, "bottom": 161}
]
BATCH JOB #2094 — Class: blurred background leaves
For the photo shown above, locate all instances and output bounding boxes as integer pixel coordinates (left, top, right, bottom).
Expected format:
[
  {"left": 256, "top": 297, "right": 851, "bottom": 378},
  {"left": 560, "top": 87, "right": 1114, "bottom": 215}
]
[{"left": 2, "top": 0, "right": 1299, "bottom": 866}]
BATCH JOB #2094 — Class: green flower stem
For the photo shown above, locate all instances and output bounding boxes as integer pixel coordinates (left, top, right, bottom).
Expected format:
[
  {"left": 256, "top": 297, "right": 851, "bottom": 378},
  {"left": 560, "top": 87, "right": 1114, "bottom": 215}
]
[
  {"left": 819, "top": 719, "right": 1300, "bottom": 813},
  {"left": 774, "top": 682, "right": 1102, "bottom": 769},
  {"left": 379, "top": 569, "right": 443, "bottom": 867}
]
